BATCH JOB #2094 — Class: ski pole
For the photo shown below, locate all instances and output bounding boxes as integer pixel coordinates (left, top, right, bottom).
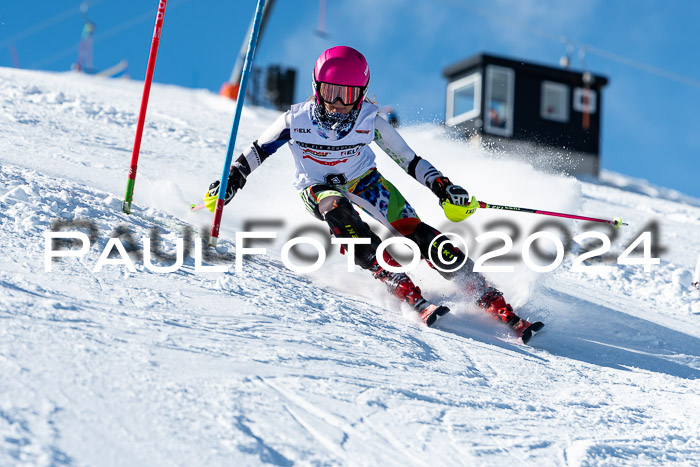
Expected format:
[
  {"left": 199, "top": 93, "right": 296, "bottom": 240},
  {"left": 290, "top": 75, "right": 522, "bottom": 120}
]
[
  {"left": 478, "top": 200, "right": 628, "bottom": 228},
  {"left": 209, "top": 0, "right": 266, "bottom": 247},
  {"left": 122, "top": 0, "right": 168, "bottom": 214}
]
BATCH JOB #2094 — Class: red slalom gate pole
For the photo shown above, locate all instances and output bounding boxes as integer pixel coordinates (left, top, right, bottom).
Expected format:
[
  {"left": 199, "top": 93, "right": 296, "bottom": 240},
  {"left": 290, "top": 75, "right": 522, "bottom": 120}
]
[
  {"left": 122, "top": 0, "right": 168, "bottom": 214},
  {"left": 478, "top": 200, "right": 628, "bottom": 228}
]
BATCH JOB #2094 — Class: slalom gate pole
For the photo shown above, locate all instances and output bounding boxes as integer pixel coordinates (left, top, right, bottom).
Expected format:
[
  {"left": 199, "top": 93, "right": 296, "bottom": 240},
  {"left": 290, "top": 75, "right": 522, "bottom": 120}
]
[
  {"left": 209, "top": 0, "right": 266, "bottom": 247},
  {"left": 122, "top": 0, "right": 168, "bottom": 215},
  {"left": 477, "top": 200, "right": 628, "bottom": 228}
]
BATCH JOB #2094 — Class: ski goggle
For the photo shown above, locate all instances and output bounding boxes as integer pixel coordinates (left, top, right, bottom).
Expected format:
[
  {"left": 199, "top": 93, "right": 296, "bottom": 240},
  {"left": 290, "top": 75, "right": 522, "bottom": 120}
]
[{"left": 317, "top": 82, "right": 365, "bottom": 106}]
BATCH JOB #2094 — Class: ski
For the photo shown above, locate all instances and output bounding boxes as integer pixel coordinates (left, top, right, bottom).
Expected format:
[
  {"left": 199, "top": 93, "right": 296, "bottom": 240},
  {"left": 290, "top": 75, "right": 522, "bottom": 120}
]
[
  {"left": 513, "top": 320, "right": 545, "bottom": 344},
  {"left": 418, "top": 303, "right": 450, "bottom": 327}
]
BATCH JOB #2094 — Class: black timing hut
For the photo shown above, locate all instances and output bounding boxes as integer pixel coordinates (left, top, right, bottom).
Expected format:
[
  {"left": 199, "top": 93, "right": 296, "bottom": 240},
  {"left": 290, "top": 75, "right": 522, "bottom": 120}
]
[{"left": 443, "top": 53, "right": 608, "bottom": 176}]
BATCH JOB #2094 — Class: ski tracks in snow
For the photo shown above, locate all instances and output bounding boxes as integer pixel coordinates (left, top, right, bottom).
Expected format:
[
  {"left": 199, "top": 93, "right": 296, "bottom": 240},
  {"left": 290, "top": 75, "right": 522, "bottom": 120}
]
[{"left": 2, "top": 67, "right": 700, "bottom": 465}]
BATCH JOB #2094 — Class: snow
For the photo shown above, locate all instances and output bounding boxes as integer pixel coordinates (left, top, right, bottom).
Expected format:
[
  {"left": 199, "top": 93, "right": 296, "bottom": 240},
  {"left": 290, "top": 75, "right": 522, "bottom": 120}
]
[{"left": 1, "top": 67, "right": 699, "bottom": 465}]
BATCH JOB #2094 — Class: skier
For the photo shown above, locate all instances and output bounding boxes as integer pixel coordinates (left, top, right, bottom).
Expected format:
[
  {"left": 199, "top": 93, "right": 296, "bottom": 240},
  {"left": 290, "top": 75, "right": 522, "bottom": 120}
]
[{"left": 207, "top": 46, "right": 542, "bottom": 341}]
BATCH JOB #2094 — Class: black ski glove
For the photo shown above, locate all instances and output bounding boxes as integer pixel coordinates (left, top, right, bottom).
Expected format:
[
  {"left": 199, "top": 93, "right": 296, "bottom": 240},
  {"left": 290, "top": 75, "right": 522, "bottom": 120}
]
[
  {"left": 208, "top": 163, "right": 247, "bottom": 205},
  {"left": 430, "top": 176, "right": 470, "bottom": 206}
]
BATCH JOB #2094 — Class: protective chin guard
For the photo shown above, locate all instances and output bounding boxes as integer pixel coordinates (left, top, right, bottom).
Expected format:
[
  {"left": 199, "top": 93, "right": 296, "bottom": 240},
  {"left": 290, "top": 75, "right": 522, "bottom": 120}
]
[
  {"left": 441, "top": 196, "right": 479, "bottom": 222},
  {"left": 203, "top": 189, "right": 218, "bottom": 214}
]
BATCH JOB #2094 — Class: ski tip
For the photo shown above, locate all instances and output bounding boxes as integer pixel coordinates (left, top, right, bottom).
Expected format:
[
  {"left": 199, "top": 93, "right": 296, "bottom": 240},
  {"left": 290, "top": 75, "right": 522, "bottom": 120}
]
[
  {"left": 521, "top": 321, "right": 545, "bottom": 344},
  {"left": 435, "top": 305, "right": 451, "bottom": 317},
  {"left": 424, "top": 305, "right": 450, "bottom": 327}
]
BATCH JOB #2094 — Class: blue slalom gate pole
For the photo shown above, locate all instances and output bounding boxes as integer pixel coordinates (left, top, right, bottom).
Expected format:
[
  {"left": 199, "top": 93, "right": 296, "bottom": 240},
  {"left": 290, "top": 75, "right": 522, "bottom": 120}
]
[{"left": 209, "top": 0, "right": 266, "bottom": 246}]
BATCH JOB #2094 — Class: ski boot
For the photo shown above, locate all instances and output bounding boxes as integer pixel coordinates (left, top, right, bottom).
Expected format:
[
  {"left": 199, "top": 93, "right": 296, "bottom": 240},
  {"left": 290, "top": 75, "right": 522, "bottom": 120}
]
[
  {"left": 477, "top": 288, "right": 544, "bottom": 343},
  {"left": 369, "top": 254, "right": 449, "bottom": 327}
]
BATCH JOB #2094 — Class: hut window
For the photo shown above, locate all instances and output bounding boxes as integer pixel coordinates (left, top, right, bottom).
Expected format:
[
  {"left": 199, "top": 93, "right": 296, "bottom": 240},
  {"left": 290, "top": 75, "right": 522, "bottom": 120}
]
[
  {"left": 446, "top": 72, "right": 481, "bottom": 126},
  {"left": 485, "top": 65, "right": 514, "bottom": 137},
  {"left": 573, "top": 87, "right": 597, "bottom": 114},
  {"left": 541, "top": 81, "right": 570, "bottom": 122}
]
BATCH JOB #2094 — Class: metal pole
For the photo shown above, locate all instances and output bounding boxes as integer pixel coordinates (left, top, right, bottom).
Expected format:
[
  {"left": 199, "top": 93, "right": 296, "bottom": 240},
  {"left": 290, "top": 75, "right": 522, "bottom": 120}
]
[
  {"left": 122, "top": 0, "right": 167, "bottom": 214},
  {"left": 209, "top": 0, "right": 266, "bottom": 246},
  {"left": 478, "top": 201, "right": 628, "bottom": 228}
]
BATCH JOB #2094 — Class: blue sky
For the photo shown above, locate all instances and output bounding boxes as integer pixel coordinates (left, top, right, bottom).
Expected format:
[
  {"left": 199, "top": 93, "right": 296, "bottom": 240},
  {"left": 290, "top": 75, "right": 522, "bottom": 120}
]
[{"left": 2, "top": 0, "right": 699, "bottom": 198}]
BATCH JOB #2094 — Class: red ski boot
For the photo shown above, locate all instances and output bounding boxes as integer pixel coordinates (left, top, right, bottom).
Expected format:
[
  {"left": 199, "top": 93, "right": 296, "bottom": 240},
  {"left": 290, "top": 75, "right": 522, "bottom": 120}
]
[
  {"left": 369, "top": 253, "right": 449, "bottom": 327},
  {"left": 477, "top": 288, "right": 544, "bottom": 343}
]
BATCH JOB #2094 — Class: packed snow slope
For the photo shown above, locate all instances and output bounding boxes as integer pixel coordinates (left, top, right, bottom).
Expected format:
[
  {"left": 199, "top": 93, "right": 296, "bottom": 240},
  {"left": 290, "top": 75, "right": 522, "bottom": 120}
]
[{"left": 1, "top": 67, "right": 699, "bottom": 466}]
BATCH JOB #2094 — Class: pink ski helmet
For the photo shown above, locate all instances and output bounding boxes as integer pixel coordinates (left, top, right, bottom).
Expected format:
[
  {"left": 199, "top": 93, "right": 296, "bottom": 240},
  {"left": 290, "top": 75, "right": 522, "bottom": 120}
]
[{"left": 313, "top": 46, "right": 370, "bottom": 110}]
